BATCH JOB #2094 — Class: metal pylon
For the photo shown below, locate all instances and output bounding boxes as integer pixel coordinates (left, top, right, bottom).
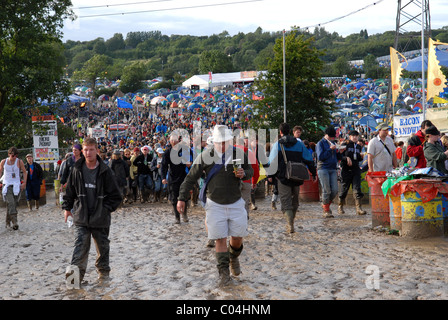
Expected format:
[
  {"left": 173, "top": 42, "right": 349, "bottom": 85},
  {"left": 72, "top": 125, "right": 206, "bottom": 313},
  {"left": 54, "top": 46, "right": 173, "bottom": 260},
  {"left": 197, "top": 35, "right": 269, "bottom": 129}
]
[{"left": 385, "top": 0, "right": 431, "bottom": 118}]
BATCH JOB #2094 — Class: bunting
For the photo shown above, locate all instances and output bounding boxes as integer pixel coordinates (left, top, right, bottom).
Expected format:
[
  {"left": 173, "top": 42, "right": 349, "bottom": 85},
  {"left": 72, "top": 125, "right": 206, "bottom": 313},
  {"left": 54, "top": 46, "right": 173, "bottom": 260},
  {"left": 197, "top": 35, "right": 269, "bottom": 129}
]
[
  {"left": 390, "top": 47, "right": 406, "bottom": 106},
  {"left": 427, "top": 38, "right": 448, "bottom": 101}
]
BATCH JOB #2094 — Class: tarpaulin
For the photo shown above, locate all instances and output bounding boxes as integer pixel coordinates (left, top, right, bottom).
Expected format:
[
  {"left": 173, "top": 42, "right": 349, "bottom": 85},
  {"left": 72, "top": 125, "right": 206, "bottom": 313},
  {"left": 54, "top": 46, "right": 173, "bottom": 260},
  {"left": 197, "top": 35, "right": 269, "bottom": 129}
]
[{"left": 393, "top": 179, "right": 448, "bottom": 203}]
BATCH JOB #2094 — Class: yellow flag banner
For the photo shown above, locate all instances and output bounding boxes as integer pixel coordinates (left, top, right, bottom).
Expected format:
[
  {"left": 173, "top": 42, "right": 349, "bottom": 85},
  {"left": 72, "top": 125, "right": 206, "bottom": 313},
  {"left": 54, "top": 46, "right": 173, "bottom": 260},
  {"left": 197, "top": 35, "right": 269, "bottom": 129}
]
[
  {"left": 433, "top": 96, "right": 448, "bottom": 104},
  {"left": 257, "top": 162, "right": 266, "bottom": 184},
  {"left": 390, "top": 47, "right": 405, "bottom": 105},
  {"left": 427, "top": 38, "right": 448, "bottom": 101}
]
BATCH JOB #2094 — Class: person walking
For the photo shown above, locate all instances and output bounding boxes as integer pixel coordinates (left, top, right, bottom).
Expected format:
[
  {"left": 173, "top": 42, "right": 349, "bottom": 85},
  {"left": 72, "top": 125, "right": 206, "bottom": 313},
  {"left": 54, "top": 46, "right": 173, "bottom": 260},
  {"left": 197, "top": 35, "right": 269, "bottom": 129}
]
[
  {"left": 337, "top": 130, "right": 366, "bottom": 215},
  {"left": 134, "top": 145, "right": 154, "bottom": 203},
  {"left": 150, "top": 147, "right": 165, "bottom": 203},
  {"left": 0, "top": 147, "right": 27, "bottom": 230},
  {"left": 268, "top": 123, "right": 317, "bottom": 232},
  {"left": 367, "top": 123, "right": 398, "bottom": 172},
  {"left": 177, "top": 125, "right": 253, "bottom": 287},
  {"left": 316, "top": 126, "right": 344, "bottom": 218},
  {"left": 109, "top": 149, "right": 130, "bottom": 205},
  {"left": 24, "top": 153, "right": 44, "bottom": 211},
  {"left": 62, "top": 138, "right": 122, "bottom": 285},
  {"left": 161, "top": 132, "right": 191, "bottom": 224},
  {"left": 129, "top": 147, "right": 140, "bottom": 202}
]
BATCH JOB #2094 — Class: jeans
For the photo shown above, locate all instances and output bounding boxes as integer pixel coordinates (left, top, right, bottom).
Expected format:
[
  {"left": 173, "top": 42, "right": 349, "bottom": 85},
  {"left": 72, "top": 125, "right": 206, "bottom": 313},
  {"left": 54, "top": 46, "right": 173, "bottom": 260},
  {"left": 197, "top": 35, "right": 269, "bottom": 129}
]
[
  {"left": 138, "top": 174, "right": 153, "bottom": 191},
  {"left": 71, "top": 225, "right": 110, "bottom": 280},
  {"left": 153, "top": 177, "right": 162, "bottom": 192},
  {"left": 318, "top": 169, "right": 338, "bottom": 205}
]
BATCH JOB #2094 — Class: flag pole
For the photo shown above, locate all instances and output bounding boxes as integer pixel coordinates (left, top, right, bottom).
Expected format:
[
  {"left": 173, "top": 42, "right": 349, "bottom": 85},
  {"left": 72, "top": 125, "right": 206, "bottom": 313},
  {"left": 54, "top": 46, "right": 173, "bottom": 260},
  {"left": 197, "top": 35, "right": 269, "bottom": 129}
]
[
  {"left": 421, "top": 0, "right": 426, "bottom": 120},
  {"left": 282, "top": 29, "right": 287, "bottom": 123}
]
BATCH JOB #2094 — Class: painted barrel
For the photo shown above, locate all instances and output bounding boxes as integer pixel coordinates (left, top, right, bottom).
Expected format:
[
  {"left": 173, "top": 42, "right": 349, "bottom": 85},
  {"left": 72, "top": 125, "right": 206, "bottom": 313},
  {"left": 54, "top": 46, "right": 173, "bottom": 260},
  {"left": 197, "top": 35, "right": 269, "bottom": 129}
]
[
  {"left": 40, "top": 179, "right": 46, "bottom": 197},
  {"left": 401, "top": 190, "right": 443, "bottom": 238},
  {"left": 389, "top": 194, "right": 402, "bottom": 232},
  {"left": 442, "top": 194, "right": 448, "bottom": 236},
  {"left": 367, "top": 173, "right": 390, "bottom": 228},
  {"left": 299, "top": 171, "right": 319, "bottom": 202}
]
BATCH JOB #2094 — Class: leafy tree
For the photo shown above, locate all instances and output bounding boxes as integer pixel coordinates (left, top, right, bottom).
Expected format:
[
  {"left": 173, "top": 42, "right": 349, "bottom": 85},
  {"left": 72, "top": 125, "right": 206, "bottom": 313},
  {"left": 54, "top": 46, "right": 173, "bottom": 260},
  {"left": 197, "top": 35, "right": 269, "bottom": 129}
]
[
  {"left": 120, "top": 62, "right": 146, "bottom": 92},
  {"left": 198, "top": 50, "right": 234, "bottom": 73},
  {"left": 250, "top": 31, "right": 333, "bottom": 142},
  {"left": 76, "top": 54, "right": 110, "bottom": 95},
  {"left": 0, "top": 0, "right": 73, "bottom": 149}
]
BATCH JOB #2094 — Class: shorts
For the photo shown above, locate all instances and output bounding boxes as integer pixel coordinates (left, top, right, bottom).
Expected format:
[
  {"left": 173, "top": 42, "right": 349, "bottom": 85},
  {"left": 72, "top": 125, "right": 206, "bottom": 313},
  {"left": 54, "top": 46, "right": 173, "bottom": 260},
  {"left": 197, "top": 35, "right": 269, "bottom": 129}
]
[{"left": 205, "top": 197, "right": 248, "bottom": 240}]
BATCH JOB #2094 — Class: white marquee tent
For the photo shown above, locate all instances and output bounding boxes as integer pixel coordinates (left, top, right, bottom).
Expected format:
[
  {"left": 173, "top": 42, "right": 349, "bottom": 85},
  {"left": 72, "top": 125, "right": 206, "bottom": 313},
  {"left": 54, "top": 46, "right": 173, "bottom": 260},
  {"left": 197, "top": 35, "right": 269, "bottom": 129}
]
[{"left": 182, "top": 71, "right": 264, "bottom": 90}]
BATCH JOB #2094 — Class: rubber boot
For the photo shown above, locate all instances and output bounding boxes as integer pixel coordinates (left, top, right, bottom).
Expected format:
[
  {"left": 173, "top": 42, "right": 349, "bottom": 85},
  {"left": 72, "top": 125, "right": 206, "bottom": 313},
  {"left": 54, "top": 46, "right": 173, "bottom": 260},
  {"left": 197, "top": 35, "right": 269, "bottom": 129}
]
[
  {"left": 11, "top": 214, "right": 19, "bottom": 230},
  {"left": 250, "top": 193, "right": 257, "bottom": 210},
  {"left": 27, "top": 201, "right": 33, "bottom": 211},
  {"left": 284, "top": 209, "right": 295, "bottom": 233},
  {"left": 173, "top": 204, "right": 181, "bottom": 224},
  {"left": 338, "top": 198, "right": 345, "bottom": 215},
  {"left": 182, "top": 204, "right": 189, "bottom": 222},
  {"left": 216, "top": 252, "right": 232, "bottom": 287},
  {"left": 322, "top": 204, "right": 334, "bottom": 218},
  {"left": 35, "top": 199, "right": 39, "bottom": 210},
  {"left": 228, "top": 244, "right": 243, "bottom": 276},
  {"left": 355, "top": 198, "right": 367, "bottom": 215}
]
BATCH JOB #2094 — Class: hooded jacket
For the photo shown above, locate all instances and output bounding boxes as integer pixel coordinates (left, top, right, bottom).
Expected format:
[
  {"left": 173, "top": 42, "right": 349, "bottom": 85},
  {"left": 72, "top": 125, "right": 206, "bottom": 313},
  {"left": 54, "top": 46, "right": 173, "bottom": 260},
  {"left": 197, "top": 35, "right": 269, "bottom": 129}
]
[
  {"left": 268, "top": 135, "right": 317, "bottom": 186},
  {"left": 62, "top": 155, "right": 122, "bottom": 228},
  {"left": 406, "top": 130, "right": 426, "bottom": 168},
  {"left": 423, "top": 141, "right": 448, "bottom": 174}
]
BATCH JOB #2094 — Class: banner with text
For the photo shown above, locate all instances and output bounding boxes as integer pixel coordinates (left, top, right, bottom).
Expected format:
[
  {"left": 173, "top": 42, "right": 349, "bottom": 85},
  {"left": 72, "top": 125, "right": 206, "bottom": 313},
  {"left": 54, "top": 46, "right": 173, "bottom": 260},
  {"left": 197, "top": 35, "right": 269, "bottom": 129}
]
[
  {"left": 393, "top": 113, "right": 424, "bottom": 137},
  {"left": 32, "top": 115, "right": 59, "bottom": 162}
]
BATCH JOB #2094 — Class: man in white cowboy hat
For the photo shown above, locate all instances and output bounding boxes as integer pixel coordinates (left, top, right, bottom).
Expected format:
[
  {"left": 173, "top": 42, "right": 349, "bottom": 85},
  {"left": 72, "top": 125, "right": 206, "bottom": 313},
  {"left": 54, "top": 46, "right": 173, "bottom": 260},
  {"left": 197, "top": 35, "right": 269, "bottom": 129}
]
[{"left": 177, "top": 125, "right": 253, "bottom": 287}]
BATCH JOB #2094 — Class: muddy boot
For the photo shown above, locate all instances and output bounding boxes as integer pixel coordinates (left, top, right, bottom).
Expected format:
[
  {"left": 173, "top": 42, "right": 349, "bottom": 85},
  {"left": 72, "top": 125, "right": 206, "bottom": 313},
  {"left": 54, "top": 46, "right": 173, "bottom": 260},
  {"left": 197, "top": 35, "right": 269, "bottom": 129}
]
[
  {"left": 11, "top": 214, "right": 19, "bottom": 230},
  {"left": 271, "top": 201, "right": 276, "bottom": 210},
  {"left": 173, "top": 205, "right": 181, "bottom": 224},
  {"left": 182, "top": 205, "right": 189, "bottom": 222},
  {"left": 338, "top": 198, "right": 345, "bottom": 215},
  {"left": 228, "top": 244, "right": 243, "bottom": 276},
  {"left": 322, "top": 204, "right": 334, "bottom": 218},
  {"left": 284, "top": 210, "right": 295, "bottom": 233},
  {"left": 5, "top": 212, "right": 11, "bottom": 229},
  {"left": 216, "top": 252, "right": 232, "bottom": 287},
  {"left": 250, "top": 193, "right": 257, "bottom": 210},
  {"left": 355, "top": 198, "right": 367, "bottom": 215},
  {"left": 27, "top": 201, "right": 33, "bottom": 211},
  {"left": 206, "top": 239, "right": 215, "bottom": 248},
  {"left": 35, "top": 200, "right": 39, "bottom": 210}
]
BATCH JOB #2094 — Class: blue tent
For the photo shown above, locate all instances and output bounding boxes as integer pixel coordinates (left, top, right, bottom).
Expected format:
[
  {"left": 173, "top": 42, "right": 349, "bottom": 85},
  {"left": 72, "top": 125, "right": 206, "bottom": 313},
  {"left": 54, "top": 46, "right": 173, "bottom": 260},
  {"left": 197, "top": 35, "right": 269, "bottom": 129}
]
[
  {"left": 402, "top": 49, "right": 448, "bottom": 72},
  {"left": 117, "top": 98, "right": 133, "bottom": 109}
]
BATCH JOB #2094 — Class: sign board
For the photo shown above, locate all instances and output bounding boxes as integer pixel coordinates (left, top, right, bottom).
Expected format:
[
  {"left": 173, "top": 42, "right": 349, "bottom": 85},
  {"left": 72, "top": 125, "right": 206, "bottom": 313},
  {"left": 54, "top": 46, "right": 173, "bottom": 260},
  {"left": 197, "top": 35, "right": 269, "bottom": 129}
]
[
  {"left": 88, "top": 127, "right": 106, "bottom": 139},
  {"left": 426, "top": 106, "right": 448, "bottom": 133},
  {"left": 32, "top": 115, "right": 59, "bottom": 162},
  {"left": 393, "top": 114, "right": 424, "bottom": 137}
]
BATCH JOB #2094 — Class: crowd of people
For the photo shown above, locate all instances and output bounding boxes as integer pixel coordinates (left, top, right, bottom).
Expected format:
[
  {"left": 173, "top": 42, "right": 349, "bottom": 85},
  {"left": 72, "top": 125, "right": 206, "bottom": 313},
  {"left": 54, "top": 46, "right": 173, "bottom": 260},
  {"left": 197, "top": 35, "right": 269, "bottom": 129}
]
[{"left": 3, "top": 84, "right": 448, "bottom": 289}]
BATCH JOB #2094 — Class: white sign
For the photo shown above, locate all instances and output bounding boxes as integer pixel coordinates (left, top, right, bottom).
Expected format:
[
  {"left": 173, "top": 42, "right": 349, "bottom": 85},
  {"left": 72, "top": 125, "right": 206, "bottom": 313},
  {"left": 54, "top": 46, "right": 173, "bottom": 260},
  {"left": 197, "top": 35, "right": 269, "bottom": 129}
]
[
  {"left": 88, "top": 127, "right": 105, "bottom": 138},
  {"left": 32, "top": 115, "right": 59, "bottom": 162},
  {"left": 393, "top": 114, "right": 424, "bottom": 137}
]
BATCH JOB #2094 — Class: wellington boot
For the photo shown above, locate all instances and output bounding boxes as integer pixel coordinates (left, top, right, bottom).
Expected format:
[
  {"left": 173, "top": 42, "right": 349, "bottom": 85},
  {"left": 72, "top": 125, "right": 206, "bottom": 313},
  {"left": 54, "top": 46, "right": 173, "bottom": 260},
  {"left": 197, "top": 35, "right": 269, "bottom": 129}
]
[
  {"left": 355, "top": 198, "right": 367, "bottom": 215},
  {"left": 182, "top": 205, "right": 189, "bottom": 222},
  {"left": 216, "top": 252, "right": 232, "bottom": 287},
  {"left": 322, "top": 204, "right": 334, "bottom": 218},
  {"left": 338, "top": 198, "right": 345, "bottom": 215},
  {"left": 173, "top": 205, "right": 181, "bottom": 224},
  {"left": 228, "top": 244, "right": 243, "bottom": 276},
  {"left": 284, "top": 210, "right": 295, "bottom": 233},
  {"left": 27, "top": 201, "right": 33, "bottom": 211},
  {"left": 35, "top": 200, "right": 39, "bottom": 210},
  {"left": 271, "top": 201, "right": 276, "bottom": 210}
]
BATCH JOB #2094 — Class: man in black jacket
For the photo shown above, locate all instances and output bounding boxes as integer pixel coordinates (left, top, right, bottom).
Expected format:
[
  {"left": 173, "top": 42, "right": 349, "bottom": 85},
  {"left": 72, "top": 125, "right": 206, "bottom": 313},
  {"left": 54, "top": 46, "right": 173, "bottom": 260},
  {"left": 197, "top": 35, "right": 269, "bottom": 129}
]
[
  {"left": 162, "top": 132, "right": 191, "bottom": 224},
  {"left": 134, "top": 145, "right": 154, "bottom": 203},
  {"left": 24, "top": 153, "right": 43, "bottom": 211},
  {"left": 338, "top": 130, "right": 366, "bottom": 215},
  {"left": 62, "top": 137, "right": 122, "bottom": 286}
]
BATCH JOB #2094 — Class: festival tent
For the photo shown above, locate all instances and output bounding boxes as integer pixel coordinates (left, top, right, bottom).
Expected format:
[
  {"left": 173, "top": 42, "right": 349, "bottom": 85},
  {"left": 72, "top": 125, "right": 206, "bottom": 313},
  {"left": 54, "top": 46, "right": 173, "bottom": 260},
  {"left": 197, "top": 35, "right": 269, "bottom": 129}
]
[
  {"left": 402, "top": 49, "right": 448, "bottom": 72},
  {"left": 182, "top": 71, "right": 264, "bottom": 90}
]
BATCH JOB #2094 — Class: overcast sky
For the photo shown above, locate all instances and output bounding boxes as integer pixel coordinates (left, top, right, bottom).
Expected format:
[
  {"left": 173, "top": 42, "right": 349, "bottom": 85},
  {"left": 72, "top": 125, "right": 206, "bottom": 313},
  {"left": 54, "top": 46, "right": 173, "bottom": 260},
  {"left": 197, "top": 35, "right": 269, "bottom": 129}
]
[{"left": 62, "top": 0, "right": 447, "bottom": 42}]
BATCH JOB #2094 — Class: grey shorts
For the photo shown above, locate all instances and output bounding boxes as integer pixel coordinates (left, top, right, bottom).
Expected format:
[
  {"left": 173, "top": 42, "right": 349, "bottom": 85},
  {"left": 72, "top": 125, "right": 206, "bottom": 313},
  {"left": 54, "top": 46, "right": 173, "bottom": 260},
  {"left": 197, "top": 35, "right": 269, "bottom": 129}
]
[{"left": 205, "top": 197, "right": 248, "bottom": 240}]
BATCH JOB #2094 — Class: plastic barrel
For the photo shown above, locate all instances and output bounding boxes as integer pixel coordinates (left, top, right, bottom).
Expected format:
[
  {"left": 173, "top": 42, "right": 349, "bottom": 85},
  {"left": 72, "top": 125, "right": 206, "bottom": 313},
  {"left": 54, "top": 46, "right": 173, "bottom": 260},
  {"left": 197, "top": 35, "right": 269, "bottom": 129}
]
[
  {"left": 401, "top": 190, "right": 443, "bottom": 238},
  {"left": 367, "top": 173, "right": 390, "bottom": 228},
  {"left": 299, "top": 171, "right": 319, "bottom": 202},
  {"left": 389, "top": 194, "right": 401, "bottom": 232}
]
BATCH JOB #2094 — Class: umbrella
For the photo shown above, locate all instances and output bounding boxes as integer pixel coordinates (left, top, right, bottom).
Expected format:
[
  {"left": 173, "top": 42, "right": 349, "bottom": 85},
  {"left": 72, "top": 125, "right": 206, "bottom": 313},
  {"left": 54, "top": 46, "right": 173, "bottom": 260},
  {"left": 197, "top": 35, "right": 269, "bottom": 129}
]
[{"left": 98, "top": 94, "right": 110, "bottom": 101}]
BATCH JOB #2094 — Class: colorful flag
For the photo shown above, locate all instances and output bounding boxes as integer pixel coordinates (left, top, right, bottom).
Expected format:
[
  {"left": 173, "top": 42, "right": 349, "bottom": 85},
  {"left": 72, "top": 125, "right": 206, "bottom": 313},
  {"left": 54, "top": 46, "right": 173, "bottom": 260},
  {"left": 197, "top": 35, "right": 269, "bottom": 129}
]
[
  {"left": 427, "top": 38, "right": 448, "bottom": 101},
  {"left": 390, "top": 47, "right": 406, "bottom": 106}
]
